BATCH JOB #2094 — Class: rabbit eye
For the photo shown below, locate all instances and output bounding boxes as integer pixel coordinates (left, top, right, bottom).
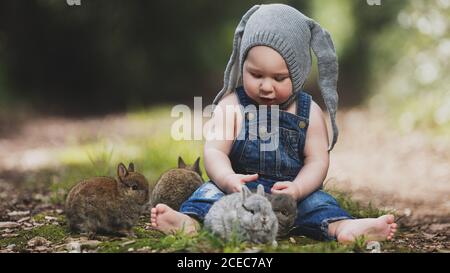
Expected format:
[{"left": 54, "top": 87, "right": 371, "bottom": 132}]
[
  {"left": 131, "top": 185, "right": 138, "bottom": 190},
  {"left": 242, "top": 204, "right": 254, "bottom": 214}
]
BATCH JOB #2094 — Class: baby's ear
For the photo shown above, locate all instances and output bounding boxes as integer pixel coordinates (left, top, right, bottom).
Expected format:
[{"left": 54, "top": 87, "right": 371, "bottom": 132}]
[
  {"left": 128, "top": 162, "right": 135, "bottom": 172},
  {"left": 178, "top": 156, "right": 186, "bottom": 169},
  {"left": 117, "top": 163, "right": 128, "bottom": 179},
  {"left": 193, "top": 157, "right": 202, "bottom": 176}
]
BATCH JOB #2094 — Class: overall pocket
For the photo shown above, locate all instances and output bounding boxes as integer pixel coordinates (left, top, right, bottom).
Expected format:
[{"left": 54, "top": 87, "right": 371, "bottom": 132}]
[{"left": 279, "top": 127, "right": 301, "bottom": 177}]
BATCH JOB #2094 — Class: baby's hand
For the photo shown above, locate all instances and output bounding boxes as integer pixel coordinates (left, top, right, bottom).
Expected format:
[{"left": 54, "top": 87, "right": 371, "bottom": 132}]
[
  {"left": 271, "top": 182, "right": 301, "bottom": 201},
  {"left": 223, "top": 173, "right": 259, "bottom": 194}
]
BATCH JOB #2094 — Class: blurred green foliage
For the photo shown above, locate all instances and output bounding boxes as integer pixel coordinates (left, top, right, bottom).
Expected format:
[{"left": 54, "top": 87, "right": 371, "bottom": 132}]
[
  {"left": 0, "top": 0, "right": 307, "bottom": 115},
  {"left": 368, "top": 0, "right": 450, "bottom": 136}
]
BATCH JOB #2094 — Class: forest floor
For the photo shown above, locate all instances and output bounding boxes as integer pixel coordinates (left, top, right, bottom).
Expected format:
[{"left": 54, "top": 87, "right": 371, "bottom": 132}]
[{"left": 0, "top": 107, "right": 448, "bottom": 253}]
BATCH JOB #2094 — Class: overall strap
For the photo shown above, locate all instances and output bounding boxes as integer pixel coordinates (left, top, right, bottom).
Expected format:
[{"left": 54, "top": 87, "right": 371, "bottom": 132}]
[
  {"left": 296, "top": 91, "right": 312, "bottom": 120},
  {"left": 235, "top": 86, "right": 255, "bottom": 107}
]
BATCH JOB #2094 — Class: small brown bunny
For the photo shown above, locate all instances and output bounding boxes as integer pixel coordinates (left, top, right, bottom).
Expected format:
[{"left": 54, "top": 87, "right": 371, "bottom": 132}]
[
  {"left": 65, "top": 162, "right": 149, "bottom": 238},
  {"left": 150, "top": 157, "right": 204, "bottom": 211},
  {"left": 267, "top": 193, "right": 298, "bottom": 238}
]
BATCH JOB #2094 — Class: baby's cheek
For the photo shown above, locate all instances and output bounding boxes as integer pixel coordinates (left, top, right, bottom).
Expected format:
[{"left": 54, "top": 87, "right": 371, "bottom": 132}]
[
  {"left": 276, "top": 84, "right": 293, "bottom": 101},
  {"left": 243, "top": 76, "right": 259, "bottom": 93}
]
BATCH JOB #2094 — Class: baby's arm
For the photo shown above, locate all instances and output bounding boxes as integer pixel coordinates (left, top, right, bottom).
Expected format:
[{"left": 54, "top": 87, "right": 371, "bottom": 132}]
[
  {"left": 272, "top": 101, "right": 330, "bottom": 200},
  {"left": 204, "top": 94, "right": 258, "bottom": 193}
]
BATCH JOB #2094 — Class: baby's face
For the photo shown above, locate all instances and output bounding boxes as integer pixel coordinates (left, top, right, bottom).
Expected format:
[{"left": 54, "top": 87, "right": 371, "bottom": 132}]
[{"left": 243, "top": 46, "right": 293, "bottom": 106}]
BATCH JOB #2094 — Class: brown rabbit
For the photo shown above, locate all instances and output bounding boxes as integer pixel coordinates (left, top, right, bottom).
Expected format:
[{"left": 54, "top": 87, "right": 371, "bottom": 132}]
[
  {"left": 65, "top": 162, "right": 149, "bottom": 238},
  {"left": 251, "top": 189, "right": 298, "bottom": 238},
  {"left": 150, "top": 157, "right": 204, "bottom": 211},
  {"left": 266, "top": 193, "right": 298, "bottom": 238}
]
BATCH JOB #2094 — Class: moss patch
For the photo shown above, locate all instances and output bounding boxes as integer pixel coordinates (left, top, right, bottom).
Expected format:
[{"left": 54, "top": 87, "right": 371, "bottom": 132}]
[{"left": 0, "top": 225, "right": 68, "bottom": 252}]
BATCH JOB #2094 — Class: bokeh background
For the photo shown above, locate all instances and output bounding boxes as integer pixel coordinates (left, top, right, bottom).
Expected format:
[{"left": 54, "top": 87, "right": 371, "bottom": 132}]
[
  {"left": 0, "top": 0, "right": 448, "bottom": 252},
  {"left": 0, "top": 0, "right": 447, "bottom": 120}
]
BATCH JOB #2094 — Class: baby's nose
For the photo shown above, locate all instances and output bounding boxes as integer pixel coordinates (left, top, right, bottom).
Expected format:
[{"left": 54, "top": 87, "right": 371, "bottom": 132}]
[{"left": 259, "top": 79, "right": 274, "bottom": 94}]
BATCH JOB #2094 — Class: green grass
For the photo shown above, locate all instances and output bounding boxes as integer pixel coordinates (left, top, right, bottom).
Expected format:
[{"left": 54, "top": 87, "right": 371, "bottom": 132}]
[
  {"left": 326, "top": 187, "right": 392, "bottom": 219},
  {"left": 0, "top": 219, "right": 371, "bottom": 253},
  {"left": 96, "top": 226, "right": 361, "bottom": 253}
]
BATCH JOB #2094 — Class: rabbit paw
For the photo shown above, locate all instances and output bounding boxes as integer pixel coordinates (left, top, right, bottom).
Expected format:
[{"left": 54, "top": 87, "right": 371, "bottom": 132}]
[
  {"left": 271, "top": 240, "right": 278, "bottom": 248},
  {"left": 119, "top": 230, "right": 137, "bottom": 238}
]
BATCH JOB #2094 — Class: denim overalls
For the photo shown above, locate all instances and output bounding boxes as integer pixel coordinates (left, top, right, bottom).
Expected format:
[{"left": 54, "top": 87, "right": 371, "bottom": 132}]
[{"left": 180, "top": 86, "right": 352, "bottom": 241}]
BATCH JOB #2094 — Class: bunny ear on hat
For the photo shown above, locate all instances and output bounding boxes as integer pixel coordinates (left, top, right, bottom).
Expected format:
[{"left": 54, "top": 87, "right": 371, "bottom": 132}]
[
  {"left": 212, "top": 5, "right": 260, "bottom": 106},
  {"left": 309, "top": 20, "right": 339, "bottom": 152}
]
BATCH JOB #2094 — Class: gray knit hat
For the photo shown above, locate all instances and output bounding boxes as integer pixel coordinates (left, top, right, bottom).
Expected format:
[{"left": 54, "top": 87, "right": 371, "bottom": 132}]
[{"left": 212, "top": 4, "right": 339, "bottom": 151}]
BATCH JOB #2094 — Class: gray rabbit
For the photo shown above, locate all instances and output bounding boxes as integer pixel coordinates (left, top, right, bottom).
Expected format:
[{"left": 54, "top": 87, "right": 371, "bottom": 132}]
[
  {"left": 65, "top": 162, "right": 149, "bottom": 238},
  {"left": 204, "top": 184, "right": 278, "bottom": 246},
  {"left": 266, "top": 193, "right": 297, "bottom": 237},
  {"left": 150, "top": 157, "right": 204, "bottom": 211}
]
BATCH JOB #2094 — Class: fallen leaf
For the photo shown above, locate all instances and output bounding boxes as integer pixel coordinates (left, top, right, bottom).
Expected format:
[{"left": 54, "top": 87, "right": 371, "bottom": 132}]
[
  {"left": 17, "top": 217, "right": 31, "bottom": 223},
  {"left": 80, "top": 240, "right": 101, "bottom": 249},
  {"left": 2, "top": 233, "right": 19, "bottom": 238},
  {"left": 7, "top": 211, "right": 30, "bottom": 220},
  {"left": 44, "top": 216, "right": 58, "bottom": 221},
  {"left": 0, "top": 222, "right": 20, "bottom": 229},
  {"left": 366, "top": 241, "right": 381, "bottom": 253},
  {"left": 120, "top": 240, "right": 136, "bottom": 247},
  {"left": 422, "top": 232, "right": 436, "bottom": 240},
  {"left": 66, "top": 241, "right": 81, "bottom": 253}
]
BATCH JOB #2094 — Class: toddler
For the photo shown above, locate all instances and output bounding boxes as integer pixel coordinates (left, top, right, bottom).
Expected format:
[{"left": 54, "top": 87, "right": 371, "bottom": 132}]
[{"left": 151, "top": 4, "right": 397, "bottom": 243}]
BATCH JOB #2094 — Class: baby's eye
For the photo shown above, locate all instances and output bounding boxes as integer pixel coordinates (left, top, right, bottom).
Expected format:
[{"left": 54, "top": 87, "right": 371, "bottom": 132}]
[
  {"left": 250, "top": 72, "right": 262, "bottom": 79},
  {"left": 275, "top": 76, "right": 288, "bottom": 82}
]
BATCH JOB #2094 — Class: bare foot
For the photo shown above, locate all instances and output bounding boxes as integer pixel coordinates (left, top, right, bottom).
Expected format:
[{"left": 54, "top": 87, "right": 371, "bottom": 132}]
[
  {"left": 150, "top": 204, "right": 199, "bottom": 235},
  {"left": 330, "top": 215, "right": 398, "bottom": 243}
]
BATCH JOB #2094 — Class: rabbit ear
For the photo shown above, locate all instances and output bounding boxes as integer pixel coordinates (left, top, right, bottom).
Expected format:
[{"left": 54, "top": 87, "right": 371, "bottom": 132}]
[
  {"left": 128, "top": 162, "right": 135, "bottom": 172},
  {"left": 241, "top": 185, "right": 252, "bottom": 202},
  {"left": 178, "top": 156, "right": 186, "bottom": 169},
  {"left": 309, "top": 20, "right": 339, "bottom": 151},
  {"left": 193, "top": 157, "right": 202, "bottom": 176},
  {"left": 117, "top": 163, "right": 128, "bottom": 179},
  {"left": 256, "top": 184, "right": 265, "bottom": 196},
  {"left": 212, "top": 5, "right": 260, "bottom": 105}
]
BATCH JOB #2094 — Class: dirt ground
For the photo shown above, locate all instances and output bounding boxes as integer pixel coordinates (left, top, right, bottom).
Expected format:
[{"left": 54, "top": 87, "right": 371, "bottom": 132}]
[
  {"left": 328, "top": 108, "right": 449, "bottom": 252},
  {"left": 0, "top": 108, "right": 448, "bottom": 252}
]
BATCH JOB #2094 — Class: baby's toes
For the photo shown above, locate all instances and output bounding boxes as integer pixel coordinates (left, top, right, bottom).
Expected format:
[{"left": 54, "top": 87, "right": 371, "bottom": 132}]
[{"left": 387, "top": 230, "right": 396, "bottom": 240}]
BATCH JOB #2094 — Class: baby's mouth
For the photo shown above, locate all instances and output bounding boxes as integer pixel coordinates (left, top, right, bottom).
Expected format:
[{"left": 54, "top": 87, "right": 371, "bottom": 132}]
[{"left": 259, "top": 97, "right": 276, "bottom": 104}]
